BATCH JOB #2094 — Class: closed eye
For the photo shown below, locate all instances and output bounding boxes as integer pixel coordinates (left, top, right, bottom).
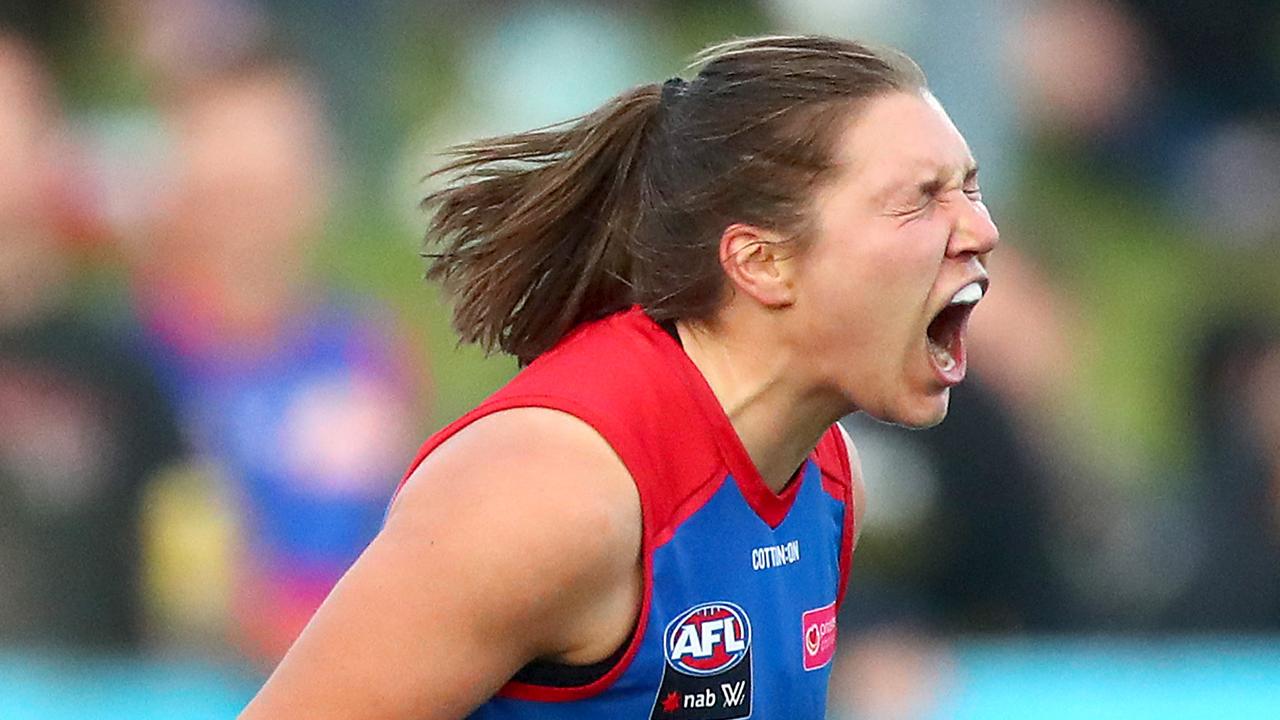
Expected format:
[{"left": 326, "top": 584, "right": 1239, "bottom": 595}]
[
  {"left": 962, "top": 166, "right": 982, "bottom": 200},
  {"left": 890, "top": 193, "right": 935, "bottom": 218},
  {"left": 892, "top": 179, "right": 944, "bottom": 215}
]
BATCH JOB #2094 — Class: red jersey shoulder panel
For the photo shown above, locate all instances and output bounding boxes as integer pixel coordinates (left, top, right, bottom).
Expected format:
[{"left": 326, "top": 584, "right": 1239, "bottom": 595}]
[
  {"left": 391, "top": 308, "right": 860, "bottom": 701},
  {"left": 391, "top": 308, "right": 739, "bottom": 702},
  {"left": 394, "top": 308, "right": 728, "bottom": 547}
]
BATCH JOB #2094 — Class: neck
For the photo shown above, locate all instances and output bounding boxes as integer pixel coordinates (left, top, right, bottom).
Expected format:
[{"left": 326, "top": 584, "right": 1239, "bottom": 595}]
[{"left": 676, "top": 314, "right": 849, "bottom": 493}]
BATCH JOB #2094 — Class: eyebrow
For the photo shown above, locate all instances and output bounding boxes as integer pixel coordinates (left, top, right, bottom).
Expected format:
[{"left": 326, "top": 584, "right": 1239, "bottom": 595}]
[
  {"left": 923, "top": 161, "right": 979, "bottom": 188},
  {"left": 891, "top": 161, "right": 980, "bottom": 202}
]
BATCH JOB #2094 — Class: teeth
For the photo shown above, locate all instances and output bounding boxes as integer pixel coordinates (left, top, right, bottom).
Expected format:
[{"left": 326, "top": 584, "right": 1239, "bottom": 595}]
[
  {"left": 949, "top": 282, "right": 983, "bottom": 306},
  {"left": 928, "top": 338, "right": 956, "bottom": 371}
]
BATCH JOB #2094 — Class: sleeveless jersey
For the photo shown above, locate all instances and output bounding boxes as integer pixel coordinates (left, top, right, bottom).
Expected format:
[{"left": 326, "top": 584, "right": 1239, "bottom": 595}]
[{"left": 396, "top": 307, "right": 856, "bottom": 719}]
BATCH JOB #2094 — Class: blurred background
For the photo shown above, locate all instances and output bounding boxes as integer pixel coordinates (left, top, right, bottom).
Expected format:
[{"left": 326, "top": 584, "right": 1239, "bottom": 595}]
[{"left": 1, "top": 0, "right": 1278, "bottom": 718}]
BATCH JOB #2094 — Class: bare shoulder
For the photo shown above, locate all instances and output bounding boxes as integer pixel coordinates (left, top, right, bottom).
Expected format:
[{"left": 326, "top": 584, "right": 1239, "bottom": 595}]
[
  {"left": 392, "top": 406, "right": 642, "bottom": 568},
  {"left": 388, "top": 406, "right": 644, "bottom": 659},
  {"left": 240, "top": 407, "right": 643, "bottom": 720}
]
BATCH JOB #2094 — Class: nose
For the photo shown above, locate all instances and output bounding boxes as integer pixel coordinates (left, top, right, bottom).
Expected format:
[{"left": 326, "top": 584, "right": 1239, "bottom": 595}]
[{"left": 947, "top": 197, "right": 1000, "bottom": 258}]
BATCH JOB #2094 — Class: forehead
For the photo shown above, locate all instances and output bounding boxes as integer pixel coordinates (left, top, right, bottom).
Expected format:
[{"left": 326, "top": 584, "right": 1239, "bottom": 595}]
[{"left": 829, "top": 91, "right": 976, "bottom": 199}]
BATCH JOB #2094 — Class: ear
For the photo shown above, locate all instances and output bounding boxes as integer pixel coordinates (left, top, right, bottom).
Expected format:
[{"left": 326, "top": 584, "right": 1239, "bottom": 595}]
[{"left": 719, "top": 223, "right": 797, "bottom": 308}]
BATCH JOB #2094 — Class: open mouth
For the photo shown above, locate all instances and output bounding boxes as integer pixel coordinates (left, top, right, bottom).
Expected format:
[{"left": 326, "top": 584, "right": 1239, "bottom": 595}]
[{"left": 925, "top": 281, "right": 984, "bottom": 383}]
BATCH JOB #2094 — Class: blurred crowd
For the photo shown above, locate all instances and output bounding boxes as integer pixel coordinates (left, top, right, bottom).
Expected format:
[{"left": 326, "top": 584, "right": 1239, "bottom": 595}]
[
  {"left": 0, "top": 1, "right": 430, "bottom": 667},
  {"left": 1, "top": 0, "right": 1278, "bottom": 718}
]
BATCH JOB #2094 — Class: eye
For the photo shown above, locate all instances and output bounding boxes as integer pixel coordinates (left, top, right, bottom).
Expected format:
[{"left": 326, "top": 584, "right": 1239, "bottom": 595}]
[
  {"left": 891, "top": 192, "right": 933, "bottom": 217},
  {"left": 961, "top": 167, "right": 983, "bottom": 201},
  {"left": 908, "top": 181, "right": 945, "bottom": 210}
]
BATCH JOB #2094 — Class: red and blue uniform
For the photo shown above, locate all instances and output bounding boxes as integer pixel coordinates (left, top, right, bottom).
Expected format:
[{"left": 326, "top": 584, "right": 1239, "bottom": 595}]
[
  {"left": 398, "top": 307, "right": 856, "bottom": 719},
  {"left": 138, "top": 297, "right": 421, "bottom": 652}
]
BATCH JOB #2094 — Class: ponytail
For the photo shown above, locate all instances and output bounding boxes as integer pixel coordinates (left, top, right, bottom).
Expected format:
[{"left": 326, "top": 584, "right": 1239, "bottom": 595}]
[
  {"left": 423, "top": 84, "right": 662, "bottom": 365},
  {"left": 424, "top": 36, "right": 927, "bottom": 365}
]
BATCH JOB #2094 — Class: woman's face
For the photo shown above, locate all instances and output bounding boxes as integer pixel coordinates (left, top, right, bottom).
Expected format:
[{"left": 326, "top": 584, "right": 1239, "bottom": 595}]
[{"left": 793, "top": 90, "right": 999, "bottom": 428}]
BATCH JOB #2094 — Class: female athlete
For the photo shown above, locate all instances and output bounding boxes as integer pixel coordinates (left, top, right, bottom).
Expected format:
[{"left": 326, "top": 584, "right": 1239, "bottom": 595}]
[{"left": 241, "top": 34, "right": 998, "bottom": 719}]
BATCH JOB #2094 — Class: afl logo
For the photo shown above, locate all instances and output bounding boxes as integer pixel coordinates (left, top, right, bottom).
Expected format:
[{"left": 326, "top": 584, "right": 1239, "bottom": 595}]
[{"left": 664, "top": 601, "right": 752, "bottom": 676}]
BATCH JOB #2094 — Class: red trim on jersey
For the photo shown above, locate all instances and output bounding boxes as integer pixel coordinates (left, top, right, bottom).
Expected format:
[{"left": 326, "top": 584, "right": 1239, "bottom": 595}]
[
  {"left": 391, "top": 394, "right": 658, "bottom": 703},
  {"left": 813, "top": 425, "right": 852, "bottom": 502},
  {"left": 650, "top": 470, "right": 729, "bottom": 548},
  {"left": 389, "top": 308, "right": 852, "bottom": 703},
  {"left": 496, "top": 509, "right": 654, "bottom": 703},
  {"left": 815, "top": 424, "right": 857, "bottom": 611},
  {"left": 646, "top": 314, "right": 803, "bottom": 528}
]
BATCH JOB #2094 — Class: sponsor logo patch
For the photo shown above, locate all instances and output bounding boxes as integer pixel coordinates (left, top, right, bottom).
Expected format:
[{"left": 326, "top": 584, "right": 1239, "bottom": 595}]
[
  {"left": 751, "top": 539, "right": 800, "bottom": 570},
  {"left": 665, "top": 602, "right": 751, "bottom": 676},
  {"left": 801, "top": 601, "right": 837, "bottom": 671},
  {"left": 649, "top": 601, "right": 752, "bottom": 720}
]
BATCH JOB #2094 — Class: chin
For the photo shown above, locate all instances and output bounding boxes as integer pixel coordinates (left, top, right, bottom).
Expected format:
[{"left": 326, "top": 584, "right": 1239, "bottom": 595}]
[{"left": 887, "top": 389, "right": 951, "bottom": 429}]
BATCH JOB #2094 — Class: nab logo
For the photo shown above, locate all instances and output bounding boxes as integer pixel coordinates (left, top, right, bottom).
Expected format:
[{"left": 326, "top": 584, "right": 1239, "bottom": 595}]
[
  {"left": 651, "top": 602, "right": 753, "bottom": 720},
  {"left": 664, "top": 601, "right": 751, "bottom": 676}
]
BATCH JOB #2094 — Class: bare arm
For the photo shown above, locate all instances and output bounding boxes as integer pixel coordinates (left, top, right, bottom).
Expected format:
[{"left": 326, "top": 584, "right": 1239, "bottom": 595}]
[{"left": 240, "top": 408, "right": 643, "bottom": 720}]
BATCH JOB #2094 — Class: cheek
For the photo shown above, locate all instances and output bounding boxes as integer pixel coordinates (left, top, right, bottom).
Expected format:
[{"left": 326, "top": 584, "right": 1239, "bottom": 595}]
[
  {"left": 832, "top": 234, "right": 935, "bottom": 315},
  {"left": 798, "top": 247, "right": 881, "bottom": 332},
  {"left": 799, "top": 216, "right": 944, "bottom": 334},
  {"left": 796, "top": 247, "right": 909, "bottom": 365}
]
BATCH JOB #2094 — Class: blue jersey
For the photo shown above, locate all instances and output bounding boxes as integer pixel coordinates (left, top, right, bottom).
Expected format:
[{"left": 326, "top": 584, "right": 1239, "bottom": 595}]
[
  {"left": 399, "top": 308, "right": 855, "bottom": 719},
  {"left": 139, "top": 297, "right": 420, "bottom": 603}
]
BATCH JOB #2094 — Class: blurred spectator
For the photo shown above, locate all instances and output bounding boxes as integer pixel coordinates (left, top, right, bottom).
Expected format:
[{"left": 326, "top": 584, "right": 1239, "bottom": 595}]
[
  {"left": 1161, "top": 320, "right": 1280, "bottom": 630},
  {"left": 99, "top": 0, "right": 272, "bottom": 94},
  {"left": 0, "top": 1, "right": 85, "bottom": 50},
  {"left": 1012, "top": 0, "right": 1152, "bottom": 143},
  {"left": 1013, "top": 0, "right": 1280, "bottom": 246},
  {"left": 829, "top": 374, "right": 1070, "bottom": 720},
  {"left": 829, "top": 623, "right": 954, "bottom": 720},
  {"left": 1124, "top": 0, "right": 1280, "bottom": 126},
  {"left": 842, "top": 374, "right": 1074, "bottom": 634},
  {"left": 0, "top": 32, "right": 185, "bottom": 650},
  {"left": 126, "top": 52, "right": 428, "bottom": 664},
  {"left": 101, "top": 0, "right": 399, "bottom": 189},
  {"left": 828, "top": 244, "right": 1102, "bottom": 718}
]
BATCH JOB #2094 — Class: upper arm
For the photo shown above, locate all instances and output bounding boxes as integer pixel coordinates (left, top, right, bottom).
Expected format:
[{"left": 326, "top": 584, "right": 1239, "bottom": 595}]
[{"left": 240, "top": 407, "right": 643, "bottom": 720}]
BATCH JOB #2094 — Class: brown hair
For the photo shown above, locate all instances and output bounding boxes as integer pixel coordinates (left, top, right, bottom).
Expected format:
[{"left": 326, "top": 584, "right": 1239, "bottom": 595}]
[{"left": 423, "top": 35, "right": 925, "bottom": 364}]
